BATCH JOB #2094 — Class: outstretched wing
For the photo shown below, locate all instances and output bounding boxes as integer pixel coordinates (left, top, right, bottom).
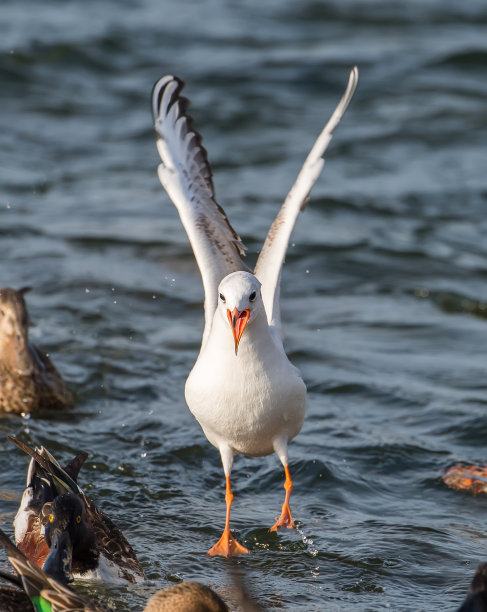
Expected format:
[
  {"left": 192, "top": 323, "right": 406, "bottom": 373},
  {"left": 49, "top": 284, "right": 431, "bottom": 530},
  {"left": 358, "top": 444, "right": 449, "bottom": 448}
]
[
  {"left": 254, "top": 67, "right": 358, "bottom": 336},
  {"left": 152, "top": 76, "right": 249, "bottom": 347}
]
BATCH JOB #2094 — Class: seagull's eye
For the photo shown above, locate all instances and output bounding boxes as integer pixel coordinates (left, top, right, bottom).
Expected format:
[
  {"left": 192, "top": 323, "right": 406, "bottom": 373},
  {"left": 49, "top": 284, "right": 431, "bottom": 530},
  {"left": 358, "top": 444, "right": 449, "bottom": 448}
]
[
  {"left": 219, "top": 293, "right": 226, "bottom": 303},
  {"left": 249, "top": 291, "right": 257, "bottom": 302},
  {"left": 75, "top": 515, "right": 81, "bottom": 524}
]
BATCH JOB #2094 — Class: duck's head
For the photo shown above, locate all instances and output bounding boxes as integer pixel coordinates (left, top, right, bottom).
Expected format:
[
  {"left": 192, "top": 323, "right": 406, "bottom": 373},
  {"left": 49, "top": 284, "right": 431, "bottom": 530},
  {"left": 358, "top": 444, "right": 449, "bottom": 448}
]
[
  {"left": 0, "top": 288, "right": 31, "bottom": 354},
  {"left": 41, "top": 493, "right": 95, "bottom": 583},
  {"left": 217, "top": 272, "right": 263, "bottom": 355}
]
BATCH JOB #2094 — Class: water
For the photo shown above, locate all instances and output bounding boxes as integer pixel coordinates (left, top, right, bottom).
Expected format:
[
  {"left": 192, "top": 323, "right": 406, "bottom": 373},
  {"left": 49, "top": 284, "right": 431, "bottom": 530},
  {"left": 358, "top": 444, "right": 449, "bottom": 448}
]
[{"left": 1, "top": 0, "right": 487, "bottom": 609}]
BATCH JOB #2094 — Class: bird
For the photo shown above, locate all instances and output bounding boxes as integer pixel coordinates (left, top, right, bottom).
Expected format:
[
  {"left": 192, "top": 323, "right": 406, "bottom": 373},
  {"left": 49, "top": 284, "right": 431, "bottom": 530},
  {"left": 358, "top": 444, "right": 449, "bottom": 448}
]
[
  {"left": 0, "top": 527, "right": 229, "bottom": 612},
  {"left": 0, "top": 570, "right": 36, "bottom": 612},
  {"left": 9, "top": 435, "right": 145, "bottom": 584},
  {"left": 457, "top": 562, "right": 487, "bottom": 611},
  {"left": 442, "top": 462, "right": 487, "bottom": 495},
  {"left": 151, "top": 67, "right": 358, "bottom": 557},
  {"left": 0, "top": 286, "right": 73, "bottom": 414}
]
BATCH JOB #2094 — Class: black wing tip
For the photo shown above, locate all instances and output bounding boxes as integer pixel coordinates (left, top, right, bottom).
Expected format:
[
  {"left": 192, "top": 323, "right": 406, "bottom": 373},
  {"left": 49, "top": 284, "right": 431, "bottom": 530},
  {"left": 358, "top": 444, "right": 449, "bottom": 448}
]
[
  {"left": 151, "top": 74, "right": 247, "bottom": 259},
  {"left": 151, "top": 75, "right": 186, "bottom": 122},
  {"left": 152, "top": 73, "right": 216, "bottom": 196},
  {"left": 7, "top": 435, "right": 31, "bottom": 455},
  {"left": 8, "top": 436, "right": 85, "bottom": 494},
  {"left": 64, "top": 451, "right": 89, "bottom": 483}
]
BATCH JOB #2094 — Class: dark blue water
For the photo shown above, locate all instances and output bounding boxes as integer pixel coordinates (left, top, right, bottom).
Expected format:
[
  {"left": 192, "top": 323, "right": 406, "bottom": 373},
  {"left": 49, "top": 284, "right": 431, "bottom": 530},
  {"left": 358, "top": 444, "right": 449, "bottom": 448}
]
[{"left": 1, "top": 1, "right": 487, "bottom": 609}]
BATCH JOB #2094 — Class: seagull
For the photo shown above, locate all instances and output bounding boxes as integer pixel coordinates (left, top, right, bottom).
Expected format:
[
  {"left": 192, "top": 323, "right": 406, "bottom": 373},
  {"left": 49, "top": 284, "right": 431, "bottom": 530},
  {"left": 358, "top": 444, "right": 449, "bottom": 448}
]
[{"left": 152, "top": 67, "right": 358, "bottom": 557}]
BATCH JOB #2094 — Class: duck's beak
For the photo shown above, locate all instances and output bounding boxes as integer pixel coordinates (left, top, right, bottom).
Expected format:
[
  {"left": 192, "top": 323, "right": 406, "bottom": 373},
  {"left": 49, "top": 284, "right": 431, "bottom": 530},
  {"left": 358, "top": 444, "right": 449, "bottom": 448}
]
[
  {"left": 227, "top": 307, "right": 250, "bottom": 355},
  {"left": 42, "top": 529, "right": 73, "bottom": 583}
]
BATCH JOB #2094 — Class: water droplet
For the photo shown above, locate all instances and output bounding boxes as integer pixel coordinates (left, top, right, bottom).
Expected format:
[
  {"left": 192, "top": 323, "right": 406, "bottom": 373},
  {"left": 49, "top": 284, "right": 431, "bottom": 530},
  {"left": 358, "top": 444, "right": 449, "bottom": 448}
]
[
  {"left": 305, "top": 269, "right": 310, "bottom": 274},
  {"left": 85, "top": 288, "right": 90, "bottom": 294},
  {"left": 415, "top": 287, "right": 429, "bottom": 298},
  {"left": 141, "top": 451, "right": 147, "bottom": 458},
  {"left": 113, "top": 300, "right": 117, "bottom": 304}
]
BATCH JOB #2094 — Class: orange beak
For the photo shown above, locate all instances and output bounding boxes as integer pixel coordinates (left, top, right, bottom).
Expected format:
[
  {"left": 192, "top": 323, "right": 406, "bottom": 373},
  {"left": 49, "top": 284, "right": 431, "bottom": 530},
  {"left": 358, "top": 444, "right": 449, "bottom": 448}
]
[{"left": 227, "top": 307, "right": 250, "bottom": 355}]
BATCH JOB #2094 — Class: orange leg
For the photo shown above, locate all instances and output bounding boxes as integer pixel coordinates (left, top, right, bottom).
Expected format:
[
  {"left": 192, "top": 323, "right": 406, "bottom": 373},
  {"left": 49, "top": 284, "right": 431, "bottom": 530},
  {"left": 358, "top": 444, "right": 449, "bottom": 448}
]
[
  {"left": 270, "top": 465, "right": 296, "bottom": 531},
  {"left": 207, "top": 475, "right": 249, "bottom": 557}
]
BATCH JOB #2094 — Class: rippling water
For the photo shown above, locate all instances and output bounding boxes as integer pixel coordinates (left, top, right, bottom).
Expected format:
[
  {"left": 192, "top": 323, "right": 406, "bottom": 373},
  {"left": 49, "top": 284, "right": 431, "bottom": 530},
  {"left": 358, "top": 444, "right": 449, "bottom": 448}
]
[{"left": 1, "top": 1, "right": 487, "bottom": 610}]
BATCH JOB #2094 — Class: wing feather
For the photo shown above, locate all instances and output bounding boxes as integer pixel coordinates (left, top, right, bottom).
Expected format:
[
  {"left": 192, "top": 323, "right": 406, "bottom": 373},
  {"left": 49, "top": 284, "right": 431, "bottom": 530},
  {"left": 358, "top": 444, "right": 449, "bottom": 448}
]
[
  {"left": 254, "top": 67, "right": 358, "bottom": 336},
  {"left": 152, "top": 76, "right": 249, "bottom": 347}
]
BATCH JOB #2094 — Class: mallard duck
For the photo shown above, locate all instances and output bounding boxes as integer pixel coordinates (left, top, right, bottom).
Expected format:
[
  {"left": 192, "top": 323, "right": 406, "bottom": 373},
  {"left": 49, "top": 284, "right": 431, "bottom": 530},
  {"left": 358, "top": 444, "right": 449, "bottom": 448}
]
[
  {"left": 0, "top": 574, "right": 32, "bottom": 612},
  {"left": 0, "top": 527, "right": 229, "bottom": 612},
  {"left": 9, "top": 436, "right": 145, "bottom": 584},
  {"left": 0, "top": 287, "right": 73, "bottom": 414}
]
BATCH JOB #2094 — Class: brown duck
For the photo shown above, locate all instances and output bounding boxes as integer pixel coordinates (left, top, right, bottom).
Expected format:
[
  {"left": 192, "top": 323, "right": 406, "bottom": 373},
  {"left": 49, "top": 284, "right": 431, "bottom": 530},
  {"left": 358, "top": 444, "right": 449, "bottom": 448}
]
[
  {"left": 9, "top": 436, "right": 145, "bottom": 584},
  {"left": 0, "top": 527, "right": 229, "bottom": 612},
  {"left": 0, "top": 287, "right": 73, "bottom": 413}
]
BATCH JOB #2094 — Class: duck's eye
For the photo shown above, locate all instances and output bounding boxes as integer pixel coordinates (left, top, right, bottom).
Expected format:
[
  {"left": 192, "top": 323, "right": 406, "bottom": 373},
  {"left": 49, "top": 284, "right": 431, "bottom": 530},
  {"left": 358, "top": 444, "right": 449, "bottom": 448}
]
[
  {"left": 219, "top": 293, "right": 226, "bottom": 303},
  {"left": 75, "top": 515, "right": 81, "bottom": 524},
  {"left": 49, "top": 513, "right": 54, "bottom": 523},
  {"left": 249, "top": 291, "right": 257, "bottom": 302}
]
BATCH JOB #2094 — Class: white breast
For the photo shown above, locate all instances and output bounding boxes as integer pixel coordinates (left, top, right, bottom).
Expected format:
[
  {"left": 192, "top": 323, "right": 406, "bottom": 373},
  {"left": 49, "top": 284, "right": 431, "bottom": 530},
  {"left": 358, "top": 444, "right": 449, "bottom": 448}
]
[{"left": 185, "top": 310, "right": 306, "bottom": 457}]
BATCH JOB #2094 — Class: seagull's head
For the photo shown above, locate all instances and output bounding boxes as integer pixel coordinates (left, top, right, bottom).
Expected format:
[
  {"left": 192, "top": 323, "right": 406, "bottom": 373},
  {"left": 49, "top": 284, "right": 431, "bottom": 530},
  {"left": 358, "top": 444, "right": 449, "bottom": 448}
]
[{"left": 217, "top": 271, "right": 263, "bottom": 355}]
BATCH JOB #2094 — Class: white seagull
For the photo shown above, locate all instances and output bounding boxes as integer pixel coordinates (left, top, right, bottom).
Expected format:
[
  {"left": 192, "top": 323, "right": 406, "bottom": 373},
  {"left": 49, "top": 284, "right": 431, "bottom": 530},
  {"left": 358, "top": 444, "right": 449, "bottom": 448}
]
[{"left": 152, "top": 67, "right": 358, "bottom": 557}]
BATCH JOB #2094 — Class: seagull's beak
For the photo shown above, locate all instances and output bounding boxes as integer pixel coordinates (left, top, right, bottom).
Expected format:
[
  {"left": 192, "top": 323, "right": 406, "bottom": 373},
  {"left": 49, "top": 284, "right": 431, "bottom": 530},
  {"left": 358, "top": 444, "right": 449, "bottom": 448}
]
[{"left": 227, "top": 307, "right": 250, "bottom": 355}]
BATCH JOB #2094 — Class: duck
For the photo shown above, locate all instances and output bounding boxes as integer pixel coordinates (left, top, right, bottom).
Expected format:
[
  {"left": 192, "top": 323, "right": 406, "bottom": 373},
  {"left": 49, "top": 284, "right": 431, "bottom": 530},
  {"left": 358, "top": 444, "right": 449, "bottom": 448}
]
[
  {"left": 0, "top": 527, "right": 229, "bottom": 612},
  {"left": 457, "top": 562, "right": 487, "bottom": 611},
  {"left": 0, "top": 574, "right": 32, "bottom": 612},
  {"left": 443, "top": 462, "right": 487, "bottom": 495},
  {"left": 0, "top": 287, "right": 73, "bottom": 414},
  {"left": 9, "top": 435, "right": 145, "bottom": 584},
  {"left": 151, "top": 68, "right": 358, "bottom": 556}
]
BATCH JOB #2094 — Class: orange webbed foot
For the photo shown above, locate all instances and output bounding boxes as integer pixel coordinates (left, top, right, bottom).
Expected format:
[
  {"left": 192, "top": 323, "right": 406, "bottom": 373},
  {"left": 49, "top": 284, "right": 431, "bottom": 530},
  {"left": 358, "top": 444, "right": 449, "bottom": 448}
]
[
  {"left": 270, "top": 502, "right": 295, "bottom": 532},
  {"left": 270, "top": 464, "right": 296, "bottom": 531},
  {"left": 207, "top": 527, "right": 249, "bottom": 557}
]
